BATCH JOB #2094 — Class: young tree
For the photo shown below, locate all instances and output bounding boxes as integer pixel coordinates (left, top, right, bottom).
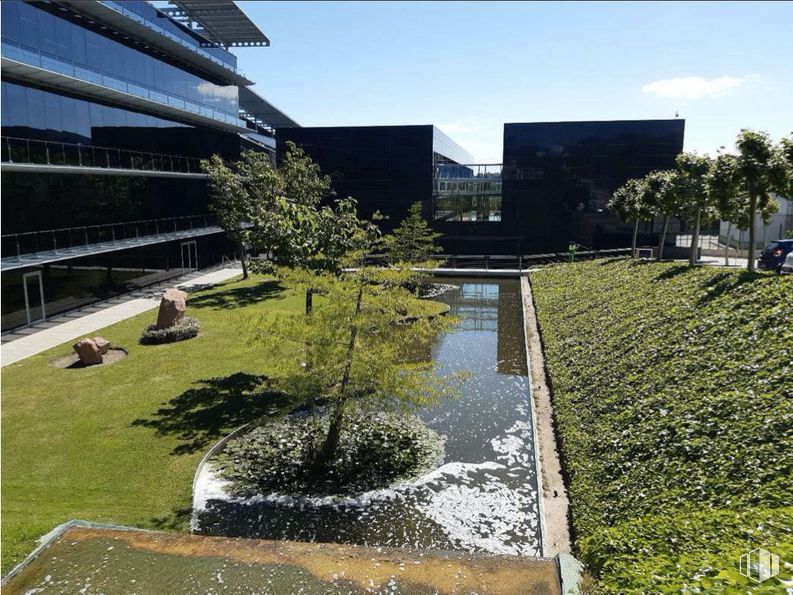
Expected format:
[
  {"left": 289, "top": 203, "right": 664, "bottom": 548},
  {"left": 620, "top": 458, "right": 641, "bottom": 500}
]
[
  {"left": 640, "top": 170, "right": 680, "bottom": 261},
  {"left": 249, "top": 266, "right": 454, "bottom": 468},
  {"left": 385, "top": 202, "right": 443, "bottom": 263},
  {"left": 707, "top": 130, "right": 787, "bottom": 271},
  {"left": 675, "top": 152, "right": 715, "bottom": 266},
  {"left": 203, "top": 143, "right": 378, "bottom": 312},
  {"left": 202, "top": 152, "right": 268, "bottom": 279},
  {"left": 608, "top": 177, "right": 650, "bottom": 257}
]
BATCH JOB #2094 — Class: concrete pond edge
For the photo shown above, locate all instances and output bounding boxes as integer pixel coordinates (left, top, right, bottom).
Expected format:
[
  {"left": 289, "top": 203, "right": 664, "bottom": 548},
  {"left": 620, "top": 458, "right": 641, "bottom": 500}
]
[{"left": 521, "top": 274, "right": 583, "bottom": 591}]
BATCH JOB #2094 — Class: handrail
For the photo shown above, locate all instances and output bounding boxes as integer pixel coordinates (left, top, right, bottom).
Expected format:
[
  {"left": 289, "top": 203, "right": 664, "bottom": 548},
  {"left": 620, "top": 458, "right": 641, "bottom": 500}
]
[
  {"left": 2, "top": 214, "right": 219, "bottom": 260},
  {"left": 2, "top": 214, "right": 215, "bottom": 239},
  {"left": 1, "top": 136, "right": 204, "bottom": 175},
  {"left": 363, "top": 248, "right": 633, "bottom": 270}
]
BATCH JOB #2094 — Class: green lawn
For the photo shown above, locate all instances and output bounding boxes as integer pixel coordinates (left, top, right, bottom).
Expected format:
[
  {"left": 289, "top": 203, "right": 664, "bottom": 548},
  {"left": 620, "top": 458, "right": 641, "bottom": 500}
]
[
  {"left": 0, "top": 275, "right": 305, "bottom": 574},
  {"left": 1, "top": 273, "right": 448, "bottom": 575},
  {"left": 531, "top": 259, "right": 792, "bottom": 593}
]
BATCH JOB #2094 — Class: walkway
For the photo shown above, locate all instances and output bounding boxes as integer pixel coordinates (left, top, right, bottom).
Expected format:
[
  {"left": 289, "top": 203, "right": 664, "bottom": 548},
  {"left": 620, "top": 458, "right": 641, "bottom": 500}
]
[{"left": 0, "top": 265, "right": 242, "bottom": 367}]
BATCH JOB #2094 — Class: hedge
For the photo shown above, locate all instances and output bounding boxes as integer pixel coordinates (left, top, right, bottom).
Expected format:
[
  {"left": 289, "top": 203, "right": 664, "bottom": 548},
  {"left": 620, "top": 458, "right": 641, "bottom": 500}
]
[{"left": 531, "top": 259, "right": 792, "bottom": 593}]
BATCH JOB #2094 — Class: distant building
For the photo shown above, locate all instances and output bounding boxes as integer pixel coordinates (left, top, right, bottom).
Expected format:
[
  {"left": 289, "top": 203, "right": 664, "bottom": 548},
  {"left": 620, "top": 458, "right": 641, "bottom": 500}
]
[
  {"left": 281, "top": 120, "right": 686, "bottom": 255},
  {"left": 719, "top": 195, "right": 793, "bottom": 249}
]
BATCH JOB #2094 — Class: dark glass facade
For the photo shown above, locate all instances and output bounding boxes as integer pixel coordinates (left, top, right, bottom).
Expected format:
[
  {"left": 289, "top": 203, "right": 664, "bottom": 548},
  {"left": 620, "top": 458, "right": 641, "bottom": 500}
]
[
  {"left": 275, "top": 125, "right": 473, "bottom": 233},
  {"left": 1, "top": 234, "right": 233, "bottom": 331},
  {"left": 501, "top": 120, "right": 685, "bottom": 253},
  {"left": 2, "top": 1, "right": 239, "bottom": 119},
  {"left": 0, "top": 0, "right": 279, "bottom": 332},
  {"left": 280, "top": 121, "right": 684, "bottom": 255}
]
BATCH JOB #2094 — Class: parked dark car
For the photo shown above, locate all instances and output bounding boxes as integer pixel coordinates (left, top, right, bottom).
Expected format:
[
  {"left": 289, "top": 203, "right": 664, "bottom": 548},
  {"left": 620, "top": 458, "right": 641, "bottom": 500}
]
[{"left": 757, "top": 240, "right": 793, "bottom": 272}]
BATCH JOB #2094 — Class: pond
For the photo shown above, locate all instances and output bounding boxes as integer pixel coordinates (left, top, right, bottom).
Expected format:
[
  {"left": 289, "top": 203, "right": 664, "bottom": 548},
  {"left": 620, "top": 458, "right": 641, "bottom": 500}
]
[{"left": 194, "top": 278, "right": 541, "bottom": 557}]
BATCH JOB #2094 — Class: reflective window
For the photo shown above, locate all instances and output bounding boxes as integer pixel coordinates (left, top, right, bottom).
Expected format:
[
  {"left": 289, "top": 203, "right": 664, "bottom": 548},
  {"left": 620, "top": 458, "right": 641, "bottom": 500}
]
[{"left": 1, "top": 2, "right": 239, "bottom": 117}]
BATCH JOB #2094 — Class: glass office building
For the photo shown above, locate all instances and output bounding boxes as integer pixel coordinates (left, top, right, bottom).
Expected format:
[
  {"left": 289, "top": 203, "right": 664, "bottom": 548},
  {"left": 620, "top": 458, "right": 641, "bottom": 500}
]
[
  {"left": 276, "top": 125, "right": 475, "bottom": 233},
  {"left": 279, "top": 120, "right": 685, "bottom": 255},
  {"left": 1, "top": 0, "right": 298, "bottom": 332},
  {"left": 502, "top": 120, "right": 686, "bottom": 254}
]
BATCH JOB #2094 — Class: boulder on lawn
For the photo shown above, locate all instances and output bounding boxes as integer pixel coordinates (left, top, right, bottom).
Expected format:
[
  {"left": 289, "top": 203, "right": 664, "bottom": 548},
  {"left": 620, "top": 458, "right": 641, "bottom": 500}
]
[
  {"left": 73, "top": 338, "right": 103, "bottom": 365},
  {"left": 156, "top": 287, "right": 188, "bottom": 329},
  {"left": 93, "top": 336, "right": 111, "bottom": 355}
]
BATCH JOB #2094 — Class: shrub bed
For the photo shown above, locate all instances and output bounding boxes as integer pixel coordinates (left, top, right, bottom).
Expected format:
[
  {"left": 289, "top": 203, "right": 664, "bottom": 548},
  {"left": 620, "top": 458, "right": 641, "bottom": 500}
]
[
  {"left": 531, "top": 259, "right": 792, "bottom": 593},
  {"left": 139, "top": 316, "right": 200, "bottom": 345},
  {"left": 215, "top": 409, "right": 445, "bottom": 498}
]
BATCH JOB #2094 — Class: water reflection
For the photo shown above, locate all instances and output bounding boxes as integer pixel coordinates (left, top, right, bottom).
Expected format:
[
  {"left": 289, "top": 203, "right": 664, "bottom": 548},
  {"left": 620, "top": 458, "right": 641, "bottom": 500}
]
[{"left": 195, "top": 279, "right": 541, "bottom": 556}]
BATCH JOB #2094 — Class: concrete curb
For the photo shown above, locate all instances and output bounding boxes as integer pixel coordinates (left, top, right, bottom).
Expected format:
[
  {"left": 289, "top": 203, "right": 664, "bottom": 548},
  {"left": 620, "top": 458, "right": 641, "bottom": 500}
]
[
  {"left": 520, "top": 275, "right": 574, "bottom": 558},
  {"left": 190, "top": 422, "right": 252, "bottom": 528}
]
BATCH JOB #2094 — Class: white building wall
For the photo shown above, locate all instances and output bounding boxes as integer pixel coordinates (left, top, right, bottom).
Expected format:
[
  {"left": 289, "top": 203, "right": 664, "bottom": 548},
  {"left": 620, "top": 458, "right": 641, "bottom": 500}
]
[{"left": 719, "top": 195, "right": 793, "bottom": 249}]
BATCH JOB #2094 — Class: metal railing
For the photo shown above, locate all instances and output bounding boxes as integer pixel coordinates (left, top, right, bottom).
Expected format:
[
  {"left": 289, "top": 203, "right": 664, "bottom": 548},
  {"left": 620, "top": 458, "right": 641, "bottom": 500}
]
[
  {"left": 363, "top": 248, "right": 633, "bottom": 270},
  {"left": 2, "top": 214, "right": 218, "bottom": 261},
  {"left": 1, "top": 136, "right": 204, "bottom": 175}
]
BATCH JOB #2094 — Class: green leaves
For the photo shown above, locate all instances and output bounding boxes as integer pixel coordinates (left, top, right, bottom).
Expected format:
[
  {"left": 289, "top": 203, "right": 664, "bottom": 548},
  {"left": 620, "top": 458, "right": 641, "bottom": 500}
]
[
  {"left": 532, "top": 259, "right": 792, "bottom": 592},
  {"left": 202, "top": 143, "right": 379, "bottom": 276},
  {"left": 384, "top": 202, "right": 443, "bottom": 264}
]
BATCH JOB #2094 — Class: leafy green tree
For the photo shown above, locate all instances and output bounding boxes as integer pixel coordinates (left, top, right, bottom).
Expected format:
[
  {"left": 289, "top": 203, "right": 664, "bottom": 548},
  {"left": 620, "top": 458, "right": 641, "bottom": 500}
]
[
  {"left": 675, "top": 152, "right": 715, "bottom": 266},
  {"left": 640, "top": 170, "right": 680, "bottom": 260},
  {"left": 608, "top": 177, "right": 651, "bottom": 257},
  {"left": 707, "top": 130, "right": 788, "bottom": 271},
  {"left": 780, "top": 133, "right": 793, "bottom": 201},
  {"left": 385, "top": 202, "right": 442, "bottom": 263},
  {"left": 203, "top": 143, "right": 378, "bottom": 312},
  {"left": 249, "top": 266, "right": 454, "bottom": 468}
]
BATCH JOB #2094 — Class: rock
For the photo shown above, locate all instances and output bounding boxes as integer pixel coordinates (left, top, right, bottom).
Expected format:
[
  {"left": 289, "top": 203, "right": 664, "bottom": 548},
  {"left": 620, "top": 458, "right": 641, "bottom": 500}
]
[
  {"left": 73, "top": 338, "right": 103, "bottom": 365},
  {"left": 156, "top": 288, "right": 188, "bottom": 329},
  {"left": 93, "top": 336, "right": 111, "bottom": 355}
]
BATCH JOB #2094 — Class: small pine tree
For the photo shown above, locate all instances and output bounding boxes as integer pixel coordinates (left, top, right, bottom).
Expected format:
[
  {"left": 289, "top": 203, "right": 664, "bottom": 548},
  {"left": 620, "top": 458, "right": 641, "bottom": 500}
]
[{"left": 386, "top": 202, "right": 443, "bottom": 263}]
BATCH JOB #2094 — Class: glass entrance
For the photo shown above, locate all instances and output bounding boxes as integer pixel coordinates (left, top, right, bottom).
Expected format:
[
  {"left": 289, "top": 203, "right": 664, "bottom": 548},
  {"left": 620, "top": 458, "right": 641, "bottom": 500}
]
[
  {"left": 22, "top": 271, "right": 46, "bottom": 325},
  {"left": 180, "top": 241, "right": 198, "bottom": 272}
]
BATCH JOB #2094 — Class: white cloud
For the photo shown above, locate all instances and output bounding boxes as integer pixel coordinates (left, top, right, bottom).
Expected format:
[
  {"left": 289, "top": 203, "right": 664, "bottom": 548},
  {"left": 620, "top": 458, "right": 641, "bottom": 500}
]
[
  {"left": 641, "top": 76, "right": 748, "bottom": 99},
  {"left": 437, "top": 120, "right": 486, "bottom": 135}
]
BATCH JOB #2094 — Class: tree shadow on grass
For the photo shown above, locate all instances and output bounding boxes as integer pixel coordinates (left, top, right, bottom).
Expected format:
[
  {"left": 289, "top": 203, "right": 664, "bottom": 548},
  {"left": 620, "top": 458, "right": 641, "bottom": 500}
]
[
  {"left": 697, "top": 270, "right": 767, "bottom": 306},
  {"left": 654, "top": 264, "right": 692, "bottom": 281},
  {"left": 149, "top": 506, "right": 193, "bottom": 531},
  {"left": 132, "top": 372, "right": 295, "bottom": 455},
  {"left": 188, "top": 280, "right": 286, "bottom": 311}
]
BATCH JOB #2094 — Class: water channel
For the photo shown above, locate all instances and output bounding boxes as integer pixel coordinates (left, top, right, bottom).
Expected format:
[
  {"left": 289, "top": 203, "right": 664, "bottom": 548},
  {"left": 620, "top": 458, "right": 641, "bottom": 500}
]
[{"left": 195, "top": 278, "right": 541, "bottom": 556}]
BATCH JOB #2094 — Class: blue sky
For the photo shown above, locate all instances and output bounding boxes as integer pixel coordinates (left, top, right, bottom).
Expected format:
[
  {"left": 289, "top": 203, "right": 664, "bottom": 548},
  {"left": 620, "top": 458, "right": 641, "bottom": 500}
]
[{"left": 233, "top": 1, "right": 793, "bottom": 162}]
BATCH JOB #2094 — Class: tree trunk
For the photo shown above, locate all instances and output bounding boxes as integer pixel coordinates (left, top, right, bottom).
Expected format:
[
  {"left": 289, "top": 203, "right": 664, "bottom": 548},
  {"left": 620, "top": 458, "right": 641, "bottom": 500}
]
[
  {"left": 657, "top": 216, "right": 669, "bottom": 261},
  {"left": 305, "top": 288, "right": 313, "bottom": 315},
  {"left": 238, "top": 240, "right": 248, "bottom": 280},
  {"left": 747, "top": 194, "right": 757, "bottom": 272},
  {"left": 724, "top": 221, "right": 732, "bottom": 266},
  {"left": 316, "top": 286, "right": 364, "bottom": 466},
  {"left": 631, "top": 218, "right": 639, "bottom": 257},
  {"left": 689, "top": 208, "right": 701, "bottom": 266}
]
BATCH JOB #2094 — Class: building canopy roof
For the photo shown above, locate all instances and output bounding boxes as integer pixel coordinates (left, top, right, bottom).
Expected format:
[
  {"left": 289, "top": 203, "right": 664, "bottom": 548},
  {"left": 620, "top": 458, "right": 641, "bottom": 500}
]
[
  {"left": 165, "top": 0, "right": 270, "bottom": 48},
  {"left": 239, "top": 86, "right": 300, "bottom": 129}
]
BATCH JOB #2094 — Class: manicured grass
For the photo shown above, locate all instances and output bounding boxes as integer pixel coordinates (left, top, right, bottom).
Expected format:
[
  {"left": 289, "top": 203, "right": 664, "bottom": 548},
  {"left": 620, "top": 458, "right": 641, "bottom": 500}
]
[
  {"left": 1, "top": 274, "right": 448, "bottom": 575},
  {"left": 531, "top": 259, "right": 792, "bottom": 593},
  {"left": 1, "top": 275, "right": 307, "bottom": 573}
]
